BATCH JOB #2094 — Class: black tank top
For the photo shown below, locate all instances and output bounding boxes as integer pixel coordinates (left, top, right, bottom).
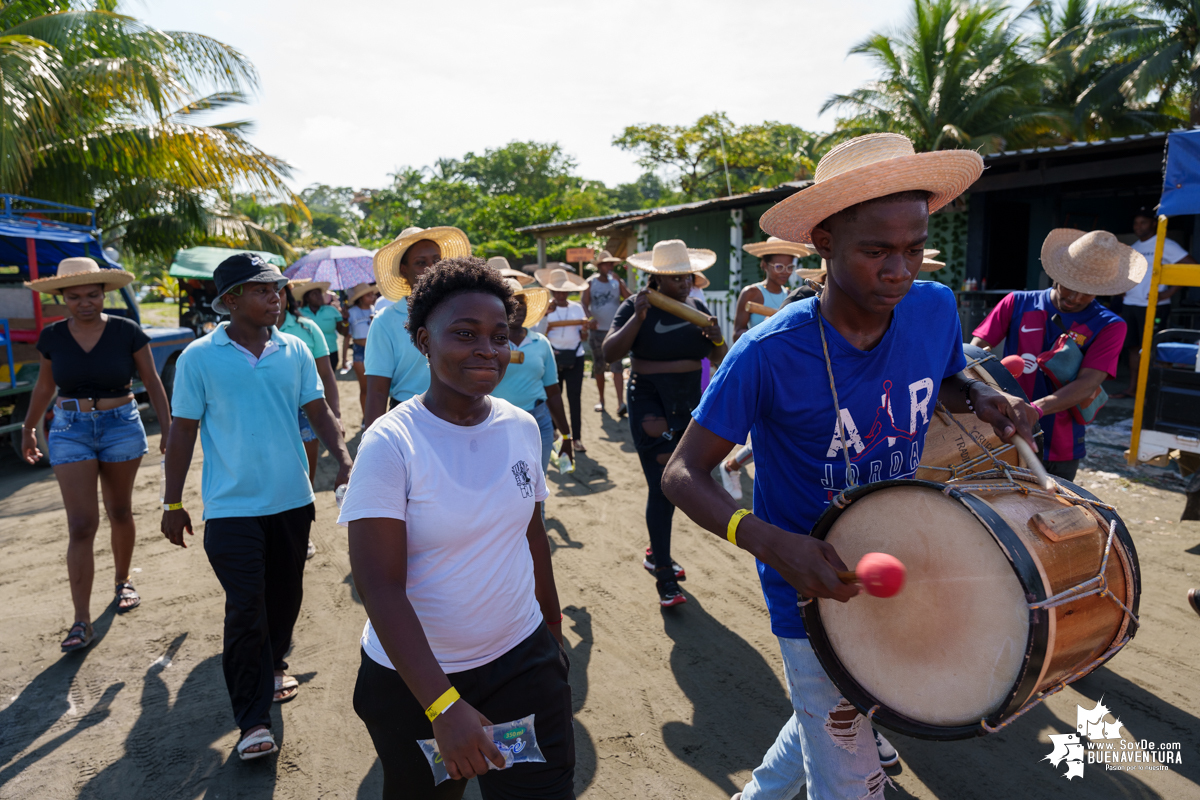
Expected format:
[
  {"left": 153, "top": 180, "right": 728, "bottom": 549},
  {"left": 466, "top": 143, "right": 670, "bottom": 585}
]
[
  {"left": 610, "top": 296, "right": 714, "bottom": 361},
  {"left": 36, "top": 316, "right": 151, "bottom": 398}
]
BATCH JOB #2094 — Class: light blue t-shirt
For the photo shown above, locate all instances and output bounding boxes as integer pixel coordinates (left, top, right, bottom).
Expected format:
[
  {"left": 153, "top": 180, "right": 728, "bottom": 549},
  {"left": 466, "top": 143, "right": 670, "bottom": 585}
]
[
  {"left": 749, "top": 281, "right": 788, "bottom": 328},
  {"left": 491, "top": 332, "right": 558, "bottom": 411},
  {"left": 172, "top": 322, "right": 325, "bottom": 520},
  {"left": 364, "top": 301, "right": 430, "bottom": 402},
  {"left": 279, "top": 312, "right": 330, "bottom": 360},
  {"left": 693, "top": 282, "right": 966, "bottom": 639},
  {"left": 299, "top": 304, "right": 341, "bottom": 355}
]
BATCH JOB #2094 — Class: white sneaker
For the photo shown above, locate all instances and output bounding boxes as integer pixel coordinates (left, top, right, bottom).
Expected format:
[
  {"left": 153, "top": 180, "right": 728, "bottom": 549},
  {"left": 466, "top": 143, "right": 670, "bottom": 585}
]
[
  {"left": 720, "top": 463, "right": 743, "bottom": 500},
  {"left": 875, "top": 728, "right": 899, "bottom": 767},
  {"left": 306, "top": 539, "right": 316, "bottom": 560}
]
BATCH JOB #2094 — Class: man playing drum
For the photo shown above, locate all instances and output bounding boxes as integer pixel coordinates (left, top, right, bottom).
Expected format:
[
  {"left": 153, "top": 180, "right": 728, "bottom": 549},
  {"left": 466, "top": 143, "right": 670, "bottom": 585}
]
[{"left": 662, "top": 133, "right": 1038, "bottom": 799}]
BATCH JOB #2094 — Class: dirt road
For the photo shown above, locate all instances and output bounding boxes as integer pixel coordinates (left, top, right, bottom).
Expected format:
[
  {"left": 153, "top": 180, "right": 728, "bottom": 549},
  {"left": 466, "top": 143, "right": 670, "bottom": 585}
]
[{"left": 1, "top": 373, "right": 1199, "bottom": 799}]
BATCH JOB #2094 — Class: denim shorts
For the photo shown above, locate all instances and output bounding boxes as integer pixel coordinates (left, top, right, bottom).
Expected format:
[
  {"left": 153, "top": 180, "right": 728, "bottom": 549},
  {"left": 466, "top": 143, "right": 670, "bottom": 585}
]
[
  {"left": 47, "top": 400, "right": 148, "bottom": 466},
  {"left": 352, "top": 342, "right": 365, "bottom": 363},
  {"left": 298, "top": 408, "right": 317, "bottom": 443}
]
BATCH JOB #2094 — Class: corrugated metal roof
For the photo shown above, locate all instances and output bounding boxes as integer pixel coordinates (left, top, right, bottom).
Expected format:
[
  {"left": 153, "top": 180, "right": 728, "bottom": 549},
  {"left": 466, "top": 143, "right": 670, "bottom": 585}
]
[{"left": 982, "top": 129, "right": 1186, "bottom": 161}]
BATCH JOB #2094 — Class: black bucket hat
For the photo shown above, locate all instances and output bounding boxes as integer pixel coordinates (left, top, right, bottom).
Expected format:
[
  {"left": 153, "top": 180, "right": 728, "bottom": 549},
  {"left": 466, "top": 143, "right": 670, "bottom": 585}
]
[{"left": 211, "top": 253, "right": 289, "bottom": 314}]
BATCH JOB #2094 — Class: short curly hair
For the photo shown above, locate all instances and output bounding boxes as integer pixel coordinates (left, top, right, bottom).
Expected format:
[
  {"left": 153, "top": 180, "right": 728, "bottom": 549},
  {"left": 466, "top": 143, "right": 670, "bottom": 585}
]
[{"left": 406, "top": 256, "right": 517, "bottom": 345}]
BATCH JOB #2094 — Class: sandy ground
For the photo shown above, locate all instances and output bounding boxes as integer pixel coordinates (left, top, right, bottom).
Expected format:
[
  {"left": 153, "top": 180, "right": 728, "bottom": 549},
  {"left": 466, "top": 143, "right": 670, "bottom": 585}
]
[{"left": 2, "top": 370, "right": 1200, "bottom": 800}]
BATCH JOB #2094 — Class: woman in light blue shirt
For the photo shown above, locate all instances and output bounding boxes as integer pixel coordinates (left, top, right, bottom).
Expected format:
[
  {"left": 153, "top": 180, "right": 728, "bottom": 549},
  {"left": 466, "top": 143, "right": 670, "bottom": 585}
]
[
  {"left": 491, "top": 279, "right": 573, "bottom": 471},
  {"left": 294, "top": 280, "right": 343, "bottom": 368},
  {"left": 280, "top": 284, "right": 343, "bottom": 483}
]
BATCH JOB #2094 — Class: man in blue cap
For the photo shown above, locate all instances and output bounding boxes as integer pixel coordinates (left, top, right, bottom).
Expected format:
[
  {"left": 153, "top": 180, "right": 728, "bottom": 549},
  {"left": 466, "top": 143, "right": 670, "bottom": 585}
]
[{"left": 160, "top": 253, "right": 353, "bottom": 762}]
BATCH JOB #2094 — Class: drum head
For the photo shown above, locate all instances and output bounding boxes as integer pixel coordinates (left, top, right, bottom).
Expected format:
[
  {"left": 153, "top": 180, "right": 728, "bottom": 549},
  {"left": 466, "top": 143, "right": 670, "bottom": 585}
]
[{"left": 817, "top": 485, "right": 1030, "bottom": 727}]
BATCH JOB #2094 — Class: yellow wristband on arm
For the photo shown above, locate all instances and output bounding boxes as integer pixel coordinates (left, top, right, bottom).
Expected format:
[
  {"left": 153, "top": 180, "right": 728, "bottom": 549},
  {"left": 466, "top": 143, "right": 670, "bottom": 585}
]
[
  {"left": 727, "top": 509, "right": 751, "bottom": 546},
  {"left": 425, "top": 686, "right": 460, "bottom": 721}
]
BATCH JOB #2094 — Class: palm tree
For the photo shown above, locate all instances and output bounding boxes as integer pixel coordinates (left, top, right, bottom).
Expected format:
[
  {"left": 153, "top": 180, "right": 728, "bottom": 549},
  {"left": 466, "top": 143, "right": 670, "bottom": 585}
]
[
  {"left": 1095, "top": 0, "right": 1200, "bottom": 124},
  {"left": 823, "top": 0, "right": 1053, "bottom": 153},
  {"left": 0, "top": 1, "right": 302, "bottom": 258}
]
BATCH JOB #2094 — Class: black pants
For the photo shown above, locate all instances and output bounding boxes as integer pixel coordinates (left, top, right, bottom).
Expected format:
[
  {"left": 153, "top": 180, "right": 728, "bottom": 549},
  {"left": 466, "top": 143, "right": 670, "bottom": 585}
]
[
  {"left": 555, "top": 349, "right": 583, "bottom": 440},
  {"left": 1042, "top": 458, "right": 1080, "bottom": 482},
  {"left": 203, "top": 503, "right": 314, "bottom": 733},
  {"left": 354, "top": 624, "right": 575, "bottom": 800}
]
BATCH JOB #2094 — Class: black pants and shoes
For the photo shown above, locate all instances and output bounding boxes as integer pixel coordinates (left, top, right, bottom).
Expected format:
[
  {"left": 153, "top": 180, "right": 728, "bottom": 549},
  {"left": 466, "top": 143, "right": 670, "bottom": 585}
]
[
  {"left": 354, "top": 623, "right": 575, "bottom": 800},
  {"left": 555, "top": 349, "right": 584, "bottom": 442},
  {"left": 204, "top": 503, "right": 314, "bottom": 734}
]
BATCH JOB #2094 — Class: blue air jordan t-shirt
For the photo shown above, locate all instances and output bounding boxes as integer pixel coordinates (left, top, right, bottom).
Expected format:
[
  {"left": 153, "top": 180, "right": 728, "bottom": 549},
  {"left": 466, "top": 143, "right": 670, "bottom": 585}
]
[{"left": 693, "top": 281, "right": 966, "bottom": 638}]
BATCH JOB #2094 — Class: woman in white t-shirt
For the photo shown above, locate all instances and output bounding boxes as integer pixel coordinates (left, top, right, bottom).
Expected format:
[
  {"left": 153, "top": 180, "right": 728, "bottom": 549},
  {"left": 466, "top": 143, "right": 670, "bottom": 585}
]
[
  {"left": 535, "top": 266, "right": 589, "bottom": 453},
  {"left": 340, "top": 258, "right": 572, "bottom": 799}
]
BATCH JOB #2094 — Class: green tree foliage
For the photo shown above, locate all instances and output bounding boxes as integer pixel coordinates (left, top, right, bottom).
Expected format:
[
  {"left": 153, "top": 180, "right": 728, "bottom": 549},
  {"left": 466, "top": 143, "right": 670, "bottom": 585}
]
[{"left": 1097, "top": 0, "right": 1200, "bottom": 124}]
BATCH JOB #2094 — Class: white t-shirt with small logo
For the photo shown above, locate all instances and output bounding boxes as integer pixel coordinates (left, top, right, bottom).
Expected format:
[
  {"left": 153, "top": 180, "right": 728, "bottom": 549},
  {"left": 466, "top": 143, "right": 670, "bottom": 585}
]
[
  {"left": 337, "top": 396, "right": 548, "bottom": 672},
  {"left": 1126, "top": 236, "right": 1189, "bottom": 306}
]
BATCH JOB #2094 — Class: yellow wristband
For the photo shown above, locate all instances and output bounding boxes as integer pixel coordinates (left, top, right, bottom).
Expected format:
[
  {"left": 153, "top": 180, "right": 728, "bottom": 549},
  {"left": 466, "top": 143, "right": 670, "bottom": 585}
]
[
  {"left": 727, "top": 509, "right": 751, "bottom": 546},
  {"left": 162, "top": 502, "right": 183, "bottom": 511},
  {"left": 425, "top": 686, "right": 460, "bottom": 721},
  {"left": 712, "top": 337, "right": 725, "bottom": 347}
]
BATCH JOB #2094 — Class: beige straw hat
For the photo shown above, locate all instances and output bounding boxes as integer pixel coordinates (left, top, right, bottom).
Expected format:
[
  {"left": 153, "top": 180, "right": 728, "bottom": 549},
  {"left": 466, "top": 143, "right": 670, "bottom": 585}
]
[
  {"left": 693, "top": 273, "right": 710, "bottom": 289},
  {"left": 374, "top": 226, "right": 472, "bottom": 300},
  {"left": 743, "top": 237, "right": 817, "bottom": 259},
  {"left": 487, "top": 256, "right": 535, "bottom": 286},
  {"left": 625, "top": 239, "right": 717, "bottom": 275},
  {"left": 26, "top": 257, "right": 134, "bottom": 294},
  {"left": 592, "top": 249, "right": 624, "bottom": 264},
  {"left": 535, "top": 266, "right": 589, "bottom": 292},
  {"left": 920, "top": 248, "right": 945, "bottom": 272},
  {"left": 505, "top": 278, "right": 551, "bottom": 328},
  {"left": 289, "top": 279, "right": 331, "bottom": 296},
  {"left": 1040, "top": 229, "right": 1147, "bottom": 296},
  {"left": 346, "top": 283, "right": 378, "bottom": 306},
  {"left": 760, "top": 133, "right": 984, "bottom": 244},
  {"left": 799, "top": 264, "right": 828, "bottom": 280}
]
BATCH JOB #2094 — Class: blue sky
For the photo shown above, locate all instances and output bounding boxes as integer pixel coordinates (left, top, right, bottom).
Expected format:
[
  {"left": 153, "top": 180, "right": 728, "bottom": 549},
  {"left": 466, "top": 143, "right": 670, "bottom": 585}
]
[{"left": 140, "top": 0, "right": 907, "bottom": 191}]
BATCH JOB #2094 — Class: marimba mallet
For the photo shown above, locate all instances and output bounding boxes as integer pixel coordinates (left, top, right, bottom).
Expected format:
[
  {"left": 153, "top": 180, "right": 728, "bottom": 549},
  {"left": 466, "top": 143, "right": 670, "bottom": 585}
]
[{"left": 836, "top": 552, "right": 907, "bottom": 598}]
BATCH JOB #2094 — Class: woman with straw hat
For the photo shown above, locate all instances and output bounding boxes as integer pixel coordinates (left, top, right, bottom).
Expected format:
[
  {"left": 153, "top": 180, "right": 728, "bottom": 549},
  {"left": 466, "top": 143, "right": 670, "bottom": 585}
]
[
  {"left": 486, "top": 255, "right": 535, "bottom": 286},
  {"left": 341, "top": 258, "right": 573, "bottom": 798},
  {"left": 293, "top": 279, "right": 342, "bottom": 369},
  {"left": 280, "top": 282, "right": 343, "bottom": 482},
  {"left": 734, "top": 238, "right": 817, "bottom": 341},
  {"left": 363, "top": 226, "right": 471, "bottom": 430},
  {"left": 662, "top": 133, "right": 1039, "bottom": 796},
  {"left": 491, "top": 279, "right": 574, "bottom": 473},
  {"left": 21, "top": 258, "right": 173, "bottom": 651},
  {"left": 535, "top": 266, "right": 590, "bottom": 454},
  {"left": 343, "top": 282, "right": 379, "bottom": 419},
  {"left": 971, "top": 228, "right": 1136, "bottom": 482},
  {"left": 603, "top": 239, "right": 728, "bottom": 608},
  {"left": 581, "top": 250, "right": 632, "bottom": 415}
]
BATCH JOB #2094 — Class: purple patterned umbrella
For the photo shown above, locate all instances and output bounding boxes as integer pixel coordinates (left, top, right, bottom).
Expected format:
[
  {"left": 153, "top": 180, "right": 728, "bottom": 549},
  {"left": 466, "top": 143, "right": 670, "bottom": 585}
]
[{"left": 285, "top": 245, "right": 376, "bottom": 290}]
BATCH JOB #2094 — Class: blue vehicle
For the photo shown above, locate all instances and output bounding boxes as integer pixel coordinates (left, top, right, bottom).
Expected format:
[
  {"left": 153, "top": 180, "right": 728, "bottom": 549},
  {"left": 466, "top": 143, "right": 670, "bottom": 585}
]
[{"left": 0, "top": 194, "right": 194, "bottom": 466}]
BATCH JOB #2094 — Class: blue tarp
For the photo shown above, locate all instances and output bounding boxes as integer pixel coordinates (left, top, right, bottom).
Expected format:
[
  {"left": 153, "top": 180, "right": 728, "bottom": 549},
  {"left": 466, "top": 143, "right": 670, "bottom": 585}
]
[
  {"left": 1159, "top": 129, "right": 1200, "bottom": 216},
  {"left": 0, "top": 219, "right": 118, "bottom": 274}
]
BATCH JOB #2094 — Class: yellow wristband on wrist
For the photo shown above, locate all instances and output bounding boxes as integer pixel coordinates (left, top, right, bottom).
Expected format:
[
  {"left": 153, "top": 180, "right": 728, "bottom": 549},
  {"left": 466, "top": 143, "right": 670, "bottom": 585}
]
[
  {"left": 162, "top": 502, "right": 183, "bottom": 512},
  {"left": 425, "top": 686, "right": 460, "bottom": 721},
  {"left": 727, "top": 508, "right": 751, "bottom": 546}
]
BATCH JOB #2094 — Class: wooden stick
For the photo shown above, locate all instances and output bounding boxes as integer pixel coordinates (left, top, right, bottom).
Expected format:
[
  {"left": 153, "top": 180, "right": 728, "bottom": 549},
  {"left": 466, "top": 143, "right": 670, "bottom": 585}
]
[
  {"left": 746, "top": 301, "right": 777, "bottom": 318},
  {"left": 509, "top": 350, "right": 524, "bottom": 364},
  {"left": 1013, "top": 436, "right": 1055, "bottom": 491},
  {"left": 545, "top": 319, "right": 588, "bottom": 329},
  {"left": 646, "top": 288, "right": 714, "bottom": 328},
  {"left": 836, "top": 570, "right": 857, "bottom": 584}
]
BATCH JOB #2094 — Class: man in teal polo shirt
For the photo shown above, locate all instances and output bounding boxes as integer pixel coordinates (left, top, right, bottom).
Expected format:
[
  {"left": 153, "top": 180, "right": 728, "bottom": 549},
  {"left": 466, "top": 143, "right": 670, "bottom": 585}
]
[{"left": 160, "top": 254, "right": 353, "bottom": 763}]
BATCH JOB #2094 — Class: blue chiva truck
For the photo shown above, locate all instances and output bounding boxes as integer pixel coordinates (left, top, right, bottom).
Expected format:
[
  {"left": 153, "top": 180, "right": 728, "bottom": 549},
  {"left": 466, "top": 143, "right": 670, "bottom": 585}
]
[{"left": 0, "top": 195, "right": 194, "bottom": 467}]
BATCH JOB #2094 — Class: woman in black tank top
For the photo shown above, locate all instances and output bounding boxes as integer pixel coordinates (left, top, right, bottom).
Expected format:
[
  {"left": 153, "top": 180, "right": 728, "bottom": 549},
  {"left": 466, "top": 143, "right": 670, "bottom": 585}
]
[{"left": 603, "top": 240, "right": 727, "bottom": 607}]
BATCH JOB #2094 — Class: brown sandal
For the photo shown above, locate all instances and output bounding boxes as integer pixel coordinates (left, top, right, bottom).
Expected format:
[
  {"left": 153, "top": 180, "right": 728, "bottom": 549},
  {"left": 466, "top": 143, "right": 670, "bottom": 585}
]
[{"left": 61, "top": 621, "right": 94, "bottom": 652}]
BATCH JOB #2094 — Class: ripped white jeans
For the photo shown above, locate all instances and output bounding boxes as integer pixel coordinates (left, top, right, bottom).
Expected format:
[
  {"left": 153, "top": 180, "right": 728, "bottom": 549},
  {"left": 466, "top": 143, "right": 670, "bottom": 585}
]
[{"left": 740, "top": 637, "right": 886, "bottom": 800}]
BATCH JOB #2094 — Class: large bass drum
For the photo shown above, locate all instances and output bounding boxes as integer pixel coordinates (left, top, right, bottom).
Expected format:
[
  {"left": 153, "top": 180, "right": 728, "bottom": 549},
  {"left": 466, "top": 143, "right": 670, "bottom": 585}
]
[{"left": 802, "top": 476, "right": 1140, "bottom": 740}]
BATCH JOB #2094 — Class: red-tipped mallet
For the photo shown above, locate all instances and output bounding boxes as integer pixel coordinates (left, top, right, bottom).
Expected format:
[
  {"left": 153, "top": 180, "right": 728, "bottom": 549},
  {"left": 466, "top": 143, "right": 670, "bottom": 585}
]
[
  {"left": 837, "top": 552, "right": 907, "bottom": 598},
  {"left": 1001, "top": 354, "right": 1025, "bottom": 379}
]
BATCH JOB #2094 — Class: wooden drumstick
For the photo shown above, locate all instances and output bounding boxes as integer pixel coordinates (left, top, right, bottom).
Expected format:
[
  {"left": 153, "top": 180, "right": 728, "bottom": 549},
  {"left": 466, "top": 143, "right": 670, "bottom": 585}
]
[
  {"left": 1013, "top": 436, "right": 1055, "bottom": 491},
  {"left": 746, "top": 301, "right": 777, "bottom": 318},
  {"left": 545, "top": 319, "right": 588, "bottom": 329},
  {"left": 646, "top": 288, "right": 715, "bottom": 328}
]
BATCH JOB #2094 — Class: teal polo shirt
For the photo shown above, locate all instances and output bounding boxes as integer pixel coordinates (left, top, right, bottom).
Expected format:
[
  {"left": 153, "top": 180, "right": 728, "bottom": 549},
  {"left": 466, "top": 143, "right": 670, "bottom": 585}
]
[
  {"left": 172, "top": 322, "right": 324, "bottom": 520},
  {"left": 280, "top": 312, "right": 330, "bottom": 360},
  {"left": 300, "top": 304, "right": 342, "bottom": 355},
  {"left": 363, "top": 301, "right": 430, "bottom": 402},
  {"left": 492, "top": 332, "right": 558, "bottom": 411}
]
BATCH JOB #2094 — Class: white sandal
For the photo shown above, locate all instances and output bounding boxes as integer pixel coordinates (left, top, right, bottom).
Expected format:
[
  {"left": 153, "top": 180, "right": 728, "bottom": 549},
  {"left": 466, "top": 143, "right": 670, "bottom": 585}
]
[
  {"left": 274, "top": 674, "right": 299, "bottom": 703},
  {"left": 237, "top": 728, "right": 277, "bottom": 761}
]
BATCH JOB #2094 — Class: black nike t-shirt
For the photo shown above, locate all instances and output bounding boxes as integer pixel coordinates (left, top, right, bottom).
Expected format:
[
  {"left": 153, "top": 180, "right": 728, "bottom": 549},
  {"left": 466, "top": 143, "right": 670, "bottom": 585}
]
[{"left": 610, "top": 295, "right": 715, "bottom": 361}]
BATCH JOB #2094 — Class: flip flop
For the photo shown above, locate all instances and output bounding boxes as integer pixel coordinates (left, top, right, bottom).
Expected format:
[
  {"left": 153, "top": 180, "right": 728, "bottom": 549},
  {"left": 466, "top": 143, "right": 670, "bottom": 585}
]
[
  {"left": 237, "top": 728, "right": 278, "bottom": 761},
  {"left": 593, "top": 403, "right": 604, "bottom": 412},
  {"left": 274, "top": 674, "right": 299, "bottom": 703}
]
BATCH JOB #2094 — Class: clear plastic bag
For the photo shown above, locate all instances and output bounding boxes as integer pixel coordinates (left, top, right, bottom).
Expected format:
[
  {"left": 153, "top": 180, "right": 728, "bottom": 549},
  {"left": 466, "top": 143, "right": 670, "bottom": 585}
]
[{"left": 418, "top": 714, "right": 545, "bottom": 785}]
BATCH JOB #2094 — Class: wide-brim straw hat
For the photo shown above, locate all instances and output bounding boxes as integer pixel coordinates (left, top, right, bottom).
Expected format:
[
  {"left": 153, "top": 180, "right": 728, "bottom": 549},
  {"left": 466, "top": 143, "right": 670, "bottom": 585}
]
[
  {"left": 693, "top": 273, "right": 710, "bottom": 289},
  {"left": 920, "top": 249, "right": 944, "bottom": 272},
  {"left": 1040, "top": 228, "right": 1147, "bottom": 296},
  {"left": 626, "top": 239, "right": 717, "bottom": 275},
  {"left": 290, "top": 279, "right": 331, "bottom": 296},
  {"left": 346, "top": 282, "right": 378, "bottom": 306},
  {"left": 26, "top": 257, "right": 133, "bottom": 294},
  {"left": 487, "top": 256, "right": 534, "bottom": 286},
  {"left": 535, "top": 266, "right": 588, "bottom": 292},
  {"left": 505, "top": 278, "right": 551, "bottom": 328},
  {"left": 760, "top": 133, "right": 984, "bottom": 244},
  {"left": 592, "top": 249, "right": 624, "bottom": 264},
  {"left": 799, "top": 264, "right": 827, "bottom": 280},
  {"left": 743, "top": 237, "right": 817, "bottom": 259},
  {"left": 374, "top": 226, "right": 472, "bottom": 300}
]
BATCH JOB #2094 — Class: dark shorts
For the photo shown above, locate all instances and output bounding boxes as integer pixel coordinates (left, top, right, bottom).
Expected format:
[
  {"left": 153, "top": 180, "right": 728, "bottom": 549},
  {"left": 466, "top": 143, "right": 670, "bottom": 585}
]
[
  {"left": 354, "top": 623, "right": 574, "bottom": 800},
  {"left": 1122, "top": 304, "right": 1169, "bottom": 355},
  {"left": 353, "top": 342, "right": 366, "bottom": 363},
  {"left": 587, "top": 330, "right": 621, "bottom": 376},
  {"left": 47, "top": 399, "right": 148, "bottom": 466}
]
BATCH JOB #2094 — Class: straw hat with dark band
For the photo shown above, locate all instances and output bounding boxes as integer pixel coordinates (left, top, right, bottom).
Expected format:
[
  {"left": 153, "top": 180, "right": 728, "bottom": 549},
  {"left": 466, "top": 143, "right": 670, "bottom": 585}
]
[
  {"left": 1040, "top": 229, "right": 1147, "bottom": 296},
  {"left": 535, "top": 267, "right": 589, "bottom": 292},
  {"left": 742, "top": 237, "right": 817, "bottom": 259},
  {"left": 26, "top": 257, "right": 133, "bottom": 294},
  {"left": 290, "top": 279, "right": 331, "bottom": 296},
  {"left": 505, "top": 278, "right": 551, "bottom": 328},
  {"left": 487, "top": 256, "right": 535, "bottom": 286},
  {"left": 592, "top": 249, "right": 624, "bottom": 264},
  {"left": 760, "top": 133, "right": 984, "bottom": 244},
  {"left": 374, "top": 226, "right": 472, "bottom": 300},
  {"left": 625, "top": 239, "right": 717, "bottom": 275},
  {"left": 346, "top": 283, "right": 378, "bottom": 306}
]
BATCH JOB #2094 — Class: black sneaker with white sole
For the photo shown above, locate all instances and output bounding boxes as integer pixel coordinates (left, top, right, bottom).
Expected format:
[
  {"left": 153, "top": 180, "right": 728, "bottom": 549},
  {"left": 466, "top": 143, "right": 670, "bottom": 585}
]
[
  {"left": 643, "top": 548, "right": 686, "bottom": 580},
  {"left": 657, "top": 579, "right": 687, "bottom": 608},
  {"left": 874, "top": 728, "right": 898, "bottom": 766}
]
